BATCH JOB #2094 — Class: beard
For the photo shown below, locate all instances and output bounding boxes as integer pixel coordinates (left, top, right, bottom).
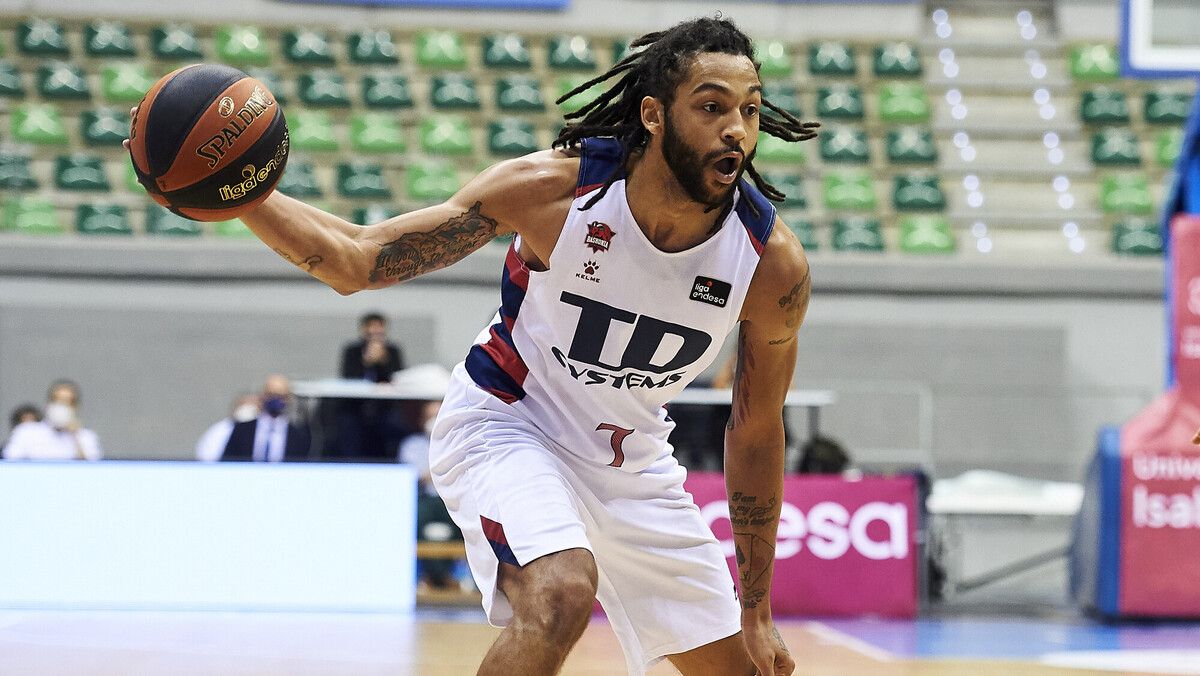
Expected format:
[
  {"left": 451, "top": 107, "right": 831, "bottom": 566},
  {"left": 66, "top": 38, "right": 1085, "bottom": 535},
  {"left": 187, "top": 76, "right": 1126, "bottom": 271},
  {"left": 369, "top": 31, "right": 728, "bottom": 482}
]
[{"left": 661, "top": 113, "right": 742, "bottom": 208}]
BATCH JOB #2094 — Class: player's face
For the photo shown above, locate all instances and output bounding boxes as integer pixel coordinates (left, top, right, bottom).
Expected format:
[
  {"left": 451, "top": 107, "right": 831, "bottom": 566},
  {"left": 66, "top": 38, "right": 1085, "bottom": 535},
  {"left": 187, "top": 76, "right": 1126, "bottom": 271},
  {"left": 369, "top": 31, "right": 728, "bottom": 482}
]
[{"left": 661, "top": 52, "right": 762, "bottom": 207}]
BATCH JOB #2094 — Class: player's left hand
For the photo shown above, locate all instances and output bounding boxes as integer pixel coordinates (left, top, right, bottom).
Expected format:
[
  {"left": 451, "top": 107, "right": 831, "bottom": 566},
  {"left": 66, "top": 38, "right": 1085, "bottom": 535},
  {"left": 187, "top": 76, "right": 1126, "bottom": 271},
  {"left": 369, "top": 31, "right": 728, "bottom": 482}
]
[
  {"left": 742, "top": 619, "right": 794, "bottom": 675},
  {"left": 1193, "top": 428, "right": 1200, "bottom": 445}
]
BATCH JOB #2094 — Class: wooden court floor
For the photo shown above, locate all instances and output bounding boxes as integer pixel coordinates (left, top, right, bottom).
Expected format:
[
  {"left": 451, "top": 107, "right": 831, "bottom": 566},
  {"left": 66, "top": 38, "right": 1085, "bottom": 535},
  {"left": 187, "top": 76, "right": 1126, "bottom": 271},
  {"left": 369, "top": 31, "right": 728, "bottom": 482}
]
[{"left": 0, "top": 610, "right": 1184, "bottom": 675}]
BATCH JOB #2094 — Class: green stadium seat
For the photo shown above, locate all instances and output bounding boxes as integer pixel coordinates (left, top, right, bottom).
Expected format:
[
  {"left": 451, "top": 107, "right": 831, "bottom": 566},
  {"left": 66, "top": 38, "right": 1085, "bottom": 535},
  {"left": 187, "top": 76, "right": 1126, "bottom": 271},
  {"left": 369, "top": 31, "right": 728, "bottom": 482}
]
[
  {"left": 1079, "top": 88, "right": 1130, "bottom": 124},
  {"left": 823, "top": 171, "right": 875, "bottom": 211},
  {"left": 3, "top": 196, "right": 62, "bottom": 235},
  {"left": 1156, "top": 128, "right": 1184, "bottom": 168},
  {"left": 151, "top": 24, "right": 203, "bottom": 60},
  {"left": 874, "top": 42, "right": 922, "bottom": 77},
  {"left": 488, "top": 117, "right": 538, "bottom": 156},
  {"left": 893, "top": 173, "right": 946, "bottom": 211},
  {"left": 496, "top": 75, "right": 545, "bottom": 111},
  {"left": 1070, "top": 44, "right": 1119, "bottom": 81},
  {"left": 781, "top": 215, "right": 818, "bottom": 251},
  {"left": 76, "top": 204, "right": 132, "bottom": 236},
  {"left": 430, "top": 74, "right": 481, "bottom": 110},
  {"left": 547, "top": 35, "right": 596, "bottom": 71},
  {"left": 276, "top": 160, "right": 323, "bottom": 198},
  {"left": 282, "top": 29, "right": 334, "bottom": 64},
  {"left": 353, "top": 204, "right": 402, "bottom": 225},
  {"left": 1144, "top": 90, "right": 1192, "bottom": 125},
  {"left": 755, "top": 41, "right": 792, "bottom": 78},
  {"left": 337, "top": 161, "right": 391, "bottom": 199},
  {"left": 832, "top": 216, "right": 884, "bottom": 252},
  {"left": 246, "top": 68, "right": 288, "bottom": 104},
  {"left": 482, "top": 33, "right": 531, "bottom": 69},
  {"left": 298, "top": 70, "right": 350, "bottom": 107},
  {"left": 899, "top": 215, "right": 954, "bottom": 253},
  {"left": 0, "top": 61, "right": 25, "bottom": 98},
  {"left": 885, "top": 126, "right": 937, "bottom": 164},
  {"left": 123, "top": 162, "right": 142, "bottom": 192},
  {"left": 0, "top": 153, "right": 37, "bottom": 190},
  {"left": 556, "top": 75, "right": 603, "bottom": 114},
  {"left": 611, "top": 38, "right": 641, "bottom": 64},
  {"left": 81, "top": 107, "right": 130, "bottom": 146},
  {"left": 84, "top": 20, "right": 136, "bottom": 57},
  {"left": 761, "top": 81, "right": 802, "bottom": 118},
  {"left": 11, "top": 103, "right": 68, "bottom": 145},
  {"left": 38, "top": 62, "right": 90, "bottom": 100},
  {"left": 101, "top": 63, "right": 154, "bottom": 103},
  {"left": 1100, "top": 174, "right": 1153, "bottom": 214},
  {"left": 55, "top": 154, "right": 109, "bottom": 191},
  {"left": 819, "top": 127, "right": 870, "bottom": 164},
  {"left": 878, "top": 83, "right": 930, "bottom": 123},
  {"left": 213, "top": 220, "right": 255, "bottom": 238},
  {"left": 809, "top": 41, "right": 856, "bottom": 77},
  {"left": 816, "top": 84, "right": 864, "bottom": 120},
  {"left": 289, "top": 110, "right": 339, "bottom": 151},
  {"left": 762, "top": 172, "right": 806, "bottom": 209},
  {"left": 420, "top": 117, "right": 474, "bottom": 155},
  {"left": 416, "top": 31, "right": 467, "bottom": 70},
  {"left": 216, "top": 25, "right": 271, "bottom": 66},
  {"left": 1112, "top": 218, "right": 1163, "bottom": 255},
  {"left": 407, "top": 160, "right": 460, "bottom": 201},
  {"left": 1091, "top": 127, "right": 1142, "bottom": 166},
  {"left": 756, "top": 132, "right": 806, "bottom": 165},
  {"left": 348, "top": 30, "right": 399, "bottom": 64},
  {"left": 145, "top": 206, "right": 202, "bottom": 236},
  {"left": 362, "top": 73, "right": 412, "bottom": 109},
  {"left": 18, "top": 18, "right": 69, "bottom": 56},
  {"left": 351, "top": 112, "right": 406, "bottom": 153}
]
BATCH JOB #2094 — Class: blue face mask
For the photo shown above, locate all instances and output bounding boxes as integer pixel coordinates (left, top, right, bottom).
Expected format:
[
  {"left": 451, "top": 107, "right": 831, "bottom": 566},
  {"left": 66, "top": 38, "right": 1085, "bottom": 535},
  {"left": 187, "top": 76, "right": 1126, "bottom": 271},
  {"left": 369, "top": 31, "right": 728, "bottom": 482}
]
[{"left": 262, "top": 395, "right": 287, "bottom": 417}]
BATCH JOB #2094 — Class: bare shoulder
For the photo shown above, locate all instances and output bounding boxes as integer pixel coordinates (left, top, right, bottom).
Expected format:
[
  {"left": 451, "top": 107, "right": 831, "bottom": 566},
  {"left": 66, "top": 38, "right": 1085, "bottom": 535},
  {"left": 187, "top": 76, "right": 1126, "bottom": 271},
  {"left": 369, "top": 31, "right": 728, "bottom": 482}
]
[
  {"left": 739, "top": 217, "right": 816, "bottom": 341},
  {"left": 465, "top": 148, "right": 580, "bottom": 219}
]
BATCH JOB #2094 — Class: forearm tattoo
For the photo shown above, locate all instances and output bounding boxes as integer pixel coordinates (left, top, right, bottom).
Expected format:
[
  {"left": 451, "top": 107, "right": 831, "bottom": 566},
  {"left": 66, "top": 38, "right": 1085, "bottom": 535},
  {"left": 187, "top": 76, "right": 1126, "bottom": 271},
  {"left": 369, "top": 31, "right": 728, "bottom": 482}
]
[
  {"left": 368, "top": 201, "right": 499, "bottom": 284},
  {"left": 779, "top": 269, "right": 811, "bottom": 331},
  {"left": 273, "top": 248, "right": 323, "bottom": 272},
  {"left": 730, "top": 491, "right": 780, "bottom": 610}
]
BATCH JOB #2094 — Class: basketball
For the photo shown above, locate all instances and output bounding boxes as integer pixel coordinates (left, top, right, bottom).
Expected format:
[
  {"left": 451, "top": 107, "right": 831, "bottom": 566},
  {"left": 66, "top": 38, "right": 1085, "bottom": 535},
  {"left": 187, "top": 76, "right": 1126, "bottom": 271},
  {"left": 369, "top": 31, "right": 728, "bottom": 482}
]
[{"left": 128, "top": 64, "right": 289, "bottom": 222}]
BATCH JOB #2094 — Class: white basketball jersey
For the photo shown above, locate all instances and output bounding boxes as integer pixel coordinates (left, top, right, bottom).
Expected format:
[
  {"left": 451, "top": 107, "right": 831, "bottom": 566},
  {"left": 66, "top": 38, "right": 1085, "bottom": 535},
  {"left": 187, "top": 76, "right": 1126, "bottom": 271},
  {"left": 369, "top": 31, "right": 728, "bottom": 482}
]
[{"left": 460, "top": 137, "right": 776, "bottom": 472}]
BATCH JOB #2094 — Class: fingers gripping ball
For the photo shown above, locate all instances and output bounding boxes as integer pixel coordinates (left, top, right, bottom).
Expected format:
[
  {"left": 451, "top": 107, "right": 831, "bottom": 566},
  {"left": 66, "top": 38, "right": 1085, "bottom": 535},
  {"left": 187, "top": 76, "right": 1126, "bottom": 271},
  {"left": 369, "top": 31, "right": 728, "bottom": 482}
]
[{"left": 128, "top": 64, "right": 289, "bottom": 221}]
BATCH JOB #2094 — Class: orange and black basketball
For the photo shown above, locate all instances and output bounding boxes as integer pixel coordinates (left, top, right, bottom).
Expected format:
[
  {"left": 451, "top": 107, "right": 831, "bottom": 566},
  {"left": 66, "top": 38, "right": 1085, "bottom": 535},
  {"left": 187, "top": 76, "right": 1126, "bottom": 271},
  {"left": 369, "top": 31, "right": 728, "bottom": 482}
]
[{"left": 128, "top": 64, "right": 289, "bottom": 222}]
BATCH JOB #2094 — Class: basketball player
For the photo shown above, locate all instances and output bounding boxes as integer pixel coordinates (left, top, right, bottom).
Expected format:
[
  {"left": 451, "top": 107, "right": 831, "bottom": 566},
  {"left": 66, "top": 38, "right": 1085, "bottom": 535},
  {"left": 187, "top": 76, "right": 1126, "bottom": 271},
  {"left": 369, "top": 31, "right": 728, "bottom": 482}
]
[{"left": 134, "top": 17, "right": 816, "bottom": 675}]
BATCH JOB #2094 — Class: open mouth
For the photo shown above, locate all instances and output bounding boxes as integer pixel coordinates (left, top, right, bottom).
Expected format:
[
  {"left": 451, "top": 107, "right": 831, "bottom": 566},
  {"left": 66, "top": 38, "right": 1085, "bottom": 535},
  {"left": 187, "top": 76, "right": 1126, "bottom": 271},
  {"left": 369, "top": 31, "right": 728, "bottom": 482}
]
[{"left": 712, "top": 154, "right": 741, "bottom": 183}]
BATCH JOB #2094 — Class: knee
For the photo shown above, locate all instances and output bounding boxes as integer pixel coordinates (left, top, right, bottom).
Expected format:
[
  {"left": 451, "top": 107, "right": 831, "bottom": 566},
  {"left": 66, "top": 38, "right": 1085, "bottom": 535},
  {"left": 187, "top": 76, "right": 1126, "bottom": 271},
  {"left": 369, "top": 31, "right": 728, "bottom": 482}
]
[{"left": 514, "top": 574, "right": 596, "bottom": 640}]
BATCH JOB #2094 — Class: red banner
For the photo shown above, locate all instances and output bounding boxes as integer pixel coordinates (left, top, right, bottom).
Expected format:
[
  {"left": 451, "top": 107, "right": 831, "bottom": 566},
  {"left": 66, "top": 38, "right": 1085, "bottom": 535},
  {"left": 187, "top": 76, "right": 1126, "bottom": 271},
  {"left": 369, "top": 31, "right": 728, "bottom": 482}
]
[
  {"left": 685, "top": 472, "right": 919, "bottom": 618},
  {"left": 1172, "top": 215, "right": 1200, "bottom": 387}
]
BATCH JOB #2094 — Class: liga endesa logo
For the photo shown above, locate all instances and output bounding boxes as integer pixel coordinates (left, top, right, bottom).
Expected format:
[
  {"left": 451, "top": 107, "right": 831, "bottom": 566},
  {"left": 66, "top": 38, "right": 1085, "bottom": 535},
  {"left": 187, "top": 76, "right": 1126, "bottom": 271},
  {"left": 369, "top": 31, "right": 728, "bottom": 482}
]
[{"left": 699, "top": 499, "right": 909, "bottom": 561}]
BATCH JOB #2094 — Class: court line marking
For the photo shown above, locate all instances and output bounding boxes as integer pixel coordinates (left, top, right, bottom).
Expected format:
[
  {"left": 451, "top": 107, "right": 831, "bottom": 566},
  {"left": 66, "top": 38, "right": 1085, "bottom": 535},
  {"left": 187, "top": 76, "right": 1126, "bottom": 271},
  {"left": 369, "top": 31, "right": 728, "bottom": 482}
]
[
  {"left": 1040, "top": 649, "right": 1200, "bottom": 675},
  {"left": 802, "top": 621, "right": 897, "bottom": 663}
]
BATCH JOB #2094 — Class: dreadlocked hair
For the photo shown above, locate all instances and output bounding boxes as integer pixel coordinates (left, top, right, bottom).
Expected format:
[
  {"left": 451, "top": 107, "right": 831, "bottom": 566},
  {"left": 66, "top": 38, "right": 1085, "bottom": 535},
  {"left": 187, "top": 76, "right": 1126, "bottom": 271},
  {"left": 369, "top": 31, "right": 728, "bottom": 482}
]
[{"left": 553, "top": 16, "right": 818, "bottom": 211}]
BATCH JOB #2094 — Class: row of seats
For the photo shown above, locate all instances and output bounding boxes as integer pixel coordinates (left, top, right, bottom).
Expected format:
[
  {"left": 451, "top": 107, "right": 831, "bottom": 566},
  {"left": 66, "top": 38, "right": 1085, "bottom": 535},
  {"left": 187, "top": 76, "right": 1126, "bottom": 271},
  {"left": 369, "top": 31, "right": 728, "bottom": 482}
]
[
  {"left": 1, "top": 195, "right": 1160, "bottom": 256},
  {"left": 6, "top": 18, "right": 932, "bottom": 79},
  {"left": 1079, "top": 87, "right": 1192, "bottom": 125}
]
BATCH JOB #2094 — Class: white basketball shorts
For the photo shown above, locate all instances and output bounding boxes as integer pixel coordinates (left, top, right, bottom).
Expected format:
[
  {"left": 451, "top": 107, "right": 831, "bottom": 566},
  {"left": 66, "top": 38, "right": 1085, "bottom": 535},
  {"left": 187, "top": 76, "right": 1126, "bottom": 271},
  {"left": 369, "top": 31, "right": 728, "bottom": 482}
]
[{"left": 428, "top": 365, "right": 742, "bottom": 675}]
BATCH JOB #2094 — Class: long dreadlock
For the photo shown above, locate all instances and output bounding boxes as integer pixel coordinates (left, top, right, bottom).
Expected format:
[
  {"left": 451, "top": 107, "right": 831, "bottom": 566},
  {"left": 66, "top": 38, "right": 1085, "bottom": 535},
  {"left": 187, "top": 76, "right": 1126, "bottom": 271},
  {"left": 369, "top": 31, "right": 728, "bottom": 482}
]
[{"left": 553, "top": 16, "right": 819, "bottom": 211}]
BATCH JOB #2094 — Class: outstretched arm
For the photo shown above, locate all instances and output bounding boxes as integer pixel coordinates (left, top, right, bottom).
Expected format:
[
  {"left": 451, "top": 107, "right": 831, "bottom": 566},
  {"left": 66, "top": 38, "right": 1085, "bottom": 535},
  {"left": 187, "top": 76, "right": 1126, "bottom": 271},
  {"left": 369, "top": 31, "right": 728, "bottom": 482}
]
[
  {"left": 241, "top": 155, "right": 568, "bottom": 295},
  {"left": 724, "top": 220, "right": 810, "bottom": 676}
]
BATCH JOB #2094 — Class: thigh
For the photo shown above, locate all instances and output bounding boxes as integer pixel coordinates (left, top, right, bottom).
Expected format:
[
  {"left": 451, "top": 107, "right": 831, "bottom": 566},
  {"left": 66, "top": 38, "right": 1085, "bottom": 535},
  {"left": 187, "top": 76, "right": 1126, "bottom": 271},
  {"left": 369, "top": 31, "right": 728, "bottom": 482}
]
[
  {"left": 497, "top": 547, "right": 598, "bottom": 617},
  {"left": 667, "top": 633, "right": 754, "bottom": 676}
]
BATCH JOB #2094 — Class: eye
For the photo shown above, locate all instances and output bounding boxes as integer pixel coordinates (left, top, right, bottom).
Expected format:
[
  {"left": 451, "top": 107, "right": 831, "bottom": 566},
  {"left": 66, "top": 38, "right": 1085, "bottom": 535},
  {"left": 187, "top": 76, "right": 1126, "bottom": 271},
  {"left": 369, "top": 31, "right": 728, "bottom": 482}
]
[
  {"left": 702, "top": 102, "right": 720, "bottom": 113},
  {"left": 745, "top": 104, "right": 759, "bottom": 117}
]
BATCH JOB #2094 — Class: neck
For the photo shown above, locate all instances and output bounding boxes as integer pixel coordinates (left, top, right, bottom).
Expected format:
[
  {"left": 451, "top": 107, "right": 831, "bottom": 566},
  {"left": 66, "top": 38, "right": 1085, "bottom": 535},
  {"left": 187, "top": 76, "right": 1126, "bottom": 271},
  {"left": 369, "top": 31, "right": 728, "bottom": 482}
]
[{"left": 624, "top": 149, "right": 729, "bottom": 253}]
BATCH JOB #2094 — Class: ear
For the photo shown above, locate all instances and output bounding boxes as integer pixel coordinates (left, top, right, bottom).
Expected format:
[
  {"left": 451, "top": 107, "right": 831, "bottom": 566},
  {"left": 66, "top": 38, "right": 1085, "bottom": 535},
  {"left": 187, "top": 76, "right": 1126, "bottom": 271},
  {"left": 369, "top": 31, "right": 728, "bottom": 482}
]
[{"left": 640, "top": 96, "right": 664, "bottom": 137}]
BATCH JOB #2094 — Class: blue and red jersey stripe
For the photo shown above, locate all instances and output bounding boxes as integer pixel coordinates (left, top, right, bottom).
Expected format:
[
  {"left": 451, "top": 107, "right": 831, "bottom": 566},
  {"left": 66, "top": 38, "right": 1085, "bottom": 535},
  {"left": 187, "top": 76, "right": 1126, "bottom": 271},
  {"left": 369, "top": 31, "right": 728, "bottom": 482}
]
[{"left": 465, "top": 244, "right": 531, "bottom": 404}]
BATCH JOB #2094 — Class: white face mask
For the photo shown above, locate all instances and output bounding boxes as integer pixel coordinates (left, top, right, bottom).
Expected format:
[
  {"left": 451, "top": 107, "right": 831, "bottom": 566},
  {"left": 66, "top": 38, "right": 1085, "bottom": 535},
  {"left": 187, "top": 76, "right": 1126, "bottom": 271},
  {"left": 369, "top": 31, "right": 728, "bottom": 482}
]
[
  {"left": 233, "top": 404, "right": 259, "bottom": 423},
  {"left": 44, "top": 403, "right": 75, "bottom": 430}
]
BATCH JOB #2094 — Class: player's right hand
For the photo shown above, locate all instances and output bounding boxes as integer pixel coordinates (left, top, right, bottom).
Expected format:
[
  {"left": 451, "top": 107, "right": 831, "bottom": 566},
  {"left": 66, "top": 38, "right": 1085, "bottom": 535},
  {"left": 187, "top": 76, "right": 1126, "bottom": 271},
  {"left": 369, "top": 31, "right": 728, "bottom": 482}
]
[{"left": 1193, "top": 428, "right": 1199, "bottom": 445}]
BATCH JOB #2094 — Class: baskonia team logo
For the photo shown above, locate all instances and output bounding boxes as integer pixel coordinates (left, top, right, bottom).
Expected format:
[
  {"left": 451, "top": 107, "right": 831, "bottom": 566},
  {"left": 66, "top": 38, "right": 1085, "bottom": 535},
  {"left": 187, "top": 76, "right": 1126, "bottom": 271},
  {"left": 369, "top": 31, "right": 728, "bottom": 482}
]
[{"left": 585, "top": 221, "right": 615, "bottom": 253}]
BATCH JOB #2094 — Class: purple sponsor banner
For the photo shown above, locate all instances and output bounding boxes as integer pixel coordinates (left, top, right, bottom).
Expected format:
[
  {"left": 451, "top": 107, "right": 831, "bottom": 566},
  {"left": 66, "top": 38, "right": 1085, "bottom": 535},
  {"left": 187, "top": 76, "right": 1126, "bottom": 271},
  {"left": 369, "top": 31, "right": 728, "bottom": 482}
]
[{"left": 686, "top": 472, "right": 919, "bottom": 618}]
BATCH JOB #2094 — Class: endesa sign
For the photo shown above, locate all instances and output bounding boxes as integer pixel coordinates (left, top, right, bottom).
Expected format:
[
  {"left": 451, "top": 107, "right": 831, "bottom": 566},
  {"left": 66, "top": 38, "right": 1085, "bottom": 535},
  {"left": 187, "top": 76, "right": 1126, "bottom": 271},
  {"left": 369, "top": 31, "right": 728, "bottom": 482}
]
[{"left": 685, "top": 473, "right": 919, "bottom": 618}]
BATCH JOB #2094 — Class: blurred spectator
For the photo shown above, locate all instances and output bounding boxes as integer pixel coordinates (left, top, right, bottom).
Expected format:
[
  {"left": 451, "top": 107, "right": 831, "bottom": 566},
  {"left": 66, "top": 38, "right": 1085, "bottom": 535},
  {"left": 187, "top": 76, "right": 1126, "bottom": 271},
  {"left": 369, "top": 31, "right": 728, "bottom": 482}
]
[
  {"left": 195, "top": 393, "right": 260, "bottom": 462},
  {"left": 395, "top": 366, "right": 462, "bottom": 590},
  {"left": 221, "top": 375, "right": 311, "bottom": 462},
  {"left": 2, "top": 380, "right": 102, "bottom": 461},
  {"left": 3, "top": 404, "right": 41, "bottom": 450},
  {"left": 796, "top": 435, "right": 852, "bottom": 474},
  {"left": 335, "top": 312, "right": 407, "bottom": 461}
]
